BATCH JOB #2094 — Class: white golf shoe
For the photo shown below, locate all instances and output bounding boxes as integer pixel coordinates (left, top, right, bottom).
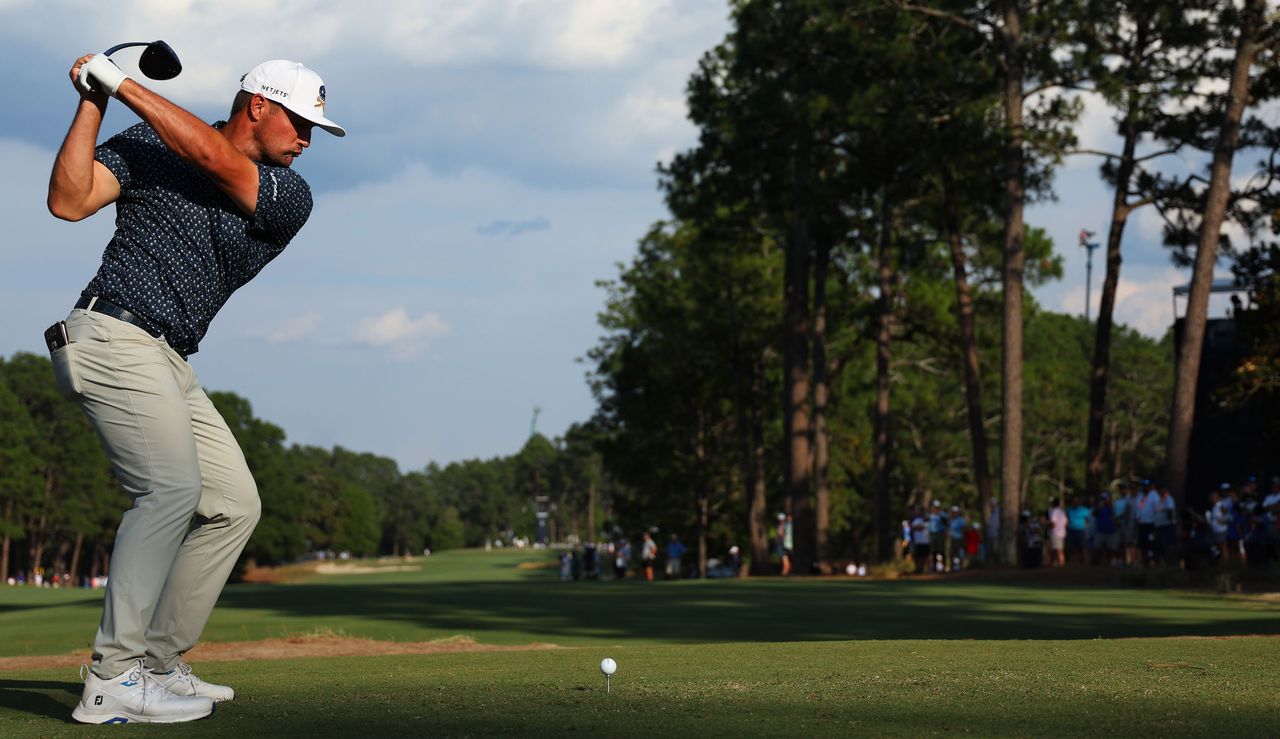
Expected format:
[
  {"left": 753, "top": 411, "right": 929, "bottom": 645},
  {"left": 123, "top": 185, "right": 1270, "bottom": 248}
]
[
  {"left": 71, "top": 660, "right": 214, "bottom": 724},
  {"left": 148, "top": 662, "right": 235, "bottom": 702}
]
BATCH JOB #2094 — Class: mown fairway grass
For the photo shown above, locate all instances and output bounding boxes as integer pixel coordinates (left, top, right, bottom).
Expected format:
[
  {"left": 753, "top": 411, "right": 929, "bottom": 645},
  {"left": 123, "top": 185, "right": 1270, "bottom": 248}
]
[{"left": 1, "top": 549, "right": 1278, "bottom": 736}]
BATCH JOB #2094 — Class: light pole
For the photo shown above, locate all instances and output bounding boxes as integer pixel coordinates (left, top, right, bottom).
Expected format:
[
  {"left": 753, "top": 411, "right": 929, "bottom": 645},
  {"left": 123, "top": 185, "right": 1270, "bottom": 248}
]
[{"left": 1078, "top": 229, "right": 1100, "bottom": 321}]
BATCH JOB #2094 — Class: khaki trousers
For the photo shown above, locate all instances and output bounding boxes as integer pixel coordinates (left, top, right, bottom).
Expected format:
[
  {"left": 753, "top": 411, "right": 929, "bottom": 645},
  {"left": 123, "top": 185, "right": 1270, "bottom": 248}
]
[{"left": 52, "top": 308, "right": 260, "bottom": 679}]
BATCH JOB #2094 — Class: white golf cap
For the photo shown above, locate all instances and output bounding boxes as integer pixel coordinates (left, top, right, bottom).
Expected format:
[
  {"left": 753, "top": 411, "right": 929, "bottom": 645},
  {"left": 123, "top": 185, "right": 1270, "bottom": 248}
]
[{"left": 240, "top": 60, "right": 346, "bottom": 137}]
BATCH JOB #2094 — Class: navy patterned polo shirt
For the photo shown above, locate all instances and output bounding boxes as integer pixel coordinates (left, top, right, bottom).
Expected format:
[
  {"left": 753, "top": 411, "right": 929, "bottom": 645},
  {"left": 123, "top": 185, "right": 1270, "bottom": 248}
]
[{"left": 85, "top": 122, "right": 313, "bottom": 357}]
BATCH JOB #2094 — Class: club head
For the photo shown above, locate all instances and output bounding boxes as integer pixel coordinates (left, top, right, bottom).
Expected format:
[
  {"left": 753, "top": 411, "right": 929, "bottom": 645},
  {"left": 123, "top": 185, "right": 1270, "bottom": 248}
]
[{"left": 138, "top": 40, "right": 181, "bottom": 80}]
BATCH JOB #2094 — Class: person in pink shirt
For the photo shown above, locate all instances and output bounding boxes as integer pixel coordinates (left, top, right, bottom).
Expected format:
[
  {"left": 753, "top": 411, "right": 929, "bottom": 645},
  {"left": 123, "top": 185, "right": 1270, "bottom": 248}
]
[{"left": 1049, "top": 498, "right": 1068, "bottom": 567}]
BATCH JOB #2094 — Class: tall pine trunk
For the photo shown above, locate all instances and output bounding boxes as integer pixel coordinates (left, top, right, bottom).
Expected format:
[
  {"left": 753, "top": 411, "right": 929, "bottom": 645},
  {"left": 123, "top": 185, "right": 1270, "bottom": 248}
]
[
  {"left": 998, "top": 0, "right": 1027, "bottom": 564},
  {"left": 69, "top": 532, "right": 84, "bottom": 585},
  {"left": 1165, "top": 0, "right": 1263, "bottom": 504},
  {"left": 874, "top": 193, "right": 895, "bottom": 561},
  {"left": 1, "top": 499, "right": 11, "bottom": 582},
  {"left": 697, "top": 493, "right": 710, "bottom": 579},
  {"left": 942, "top": 169, "right": 994, "bottom": 532},
  {"left": 29, "top": 470, "right": 52, "bottom": 582},
  {"left": 784, "top": 141, "right": 814, "bottom": 574},
  {"left": 742, "top": 352, "right": 770, "bottom": 575},
  {"left": 1087, "top": 124, "right": 1138, "bottom": 495},
  {"left": 812, "top": 238, "right": 832, "bottom": 573}
]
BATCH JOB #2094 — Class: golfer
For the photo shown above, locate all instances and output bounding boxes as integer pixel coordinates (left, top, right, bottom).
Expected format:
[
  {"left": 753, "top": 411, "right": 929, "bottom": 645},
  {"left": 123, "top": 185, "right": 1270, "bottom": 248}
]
[{"left": 47, "top": 51, "right": 344, "bottom": 724}]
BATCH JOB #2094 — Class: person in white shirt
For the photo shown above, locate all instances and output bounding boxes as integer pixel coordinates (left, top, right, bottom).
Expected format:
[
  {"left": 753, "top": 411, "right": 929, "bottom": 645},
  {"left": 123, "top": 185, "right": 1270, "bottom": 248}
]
[{"left": 1208, "top": 489, "right": 1231, "bottom": 561}]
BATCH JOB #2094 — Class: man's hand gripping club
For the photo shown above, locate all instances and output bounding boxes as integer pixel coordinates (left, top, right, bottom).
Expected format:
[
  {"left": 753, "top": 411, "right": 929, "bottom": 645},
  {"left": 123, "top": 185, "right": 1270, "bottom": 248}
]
[{"left": 75, "top": 54, "right": 130, "bottom": 97}]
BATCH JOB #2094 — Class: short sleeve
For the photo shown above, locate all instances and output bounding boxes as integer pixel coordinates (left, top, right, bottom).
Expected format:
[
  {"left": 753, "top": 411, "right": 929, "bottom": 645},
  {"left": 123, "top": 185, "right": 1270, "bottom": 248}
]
[
  {"left": 252, "top": 165, "right": 313, "bottom": 246},
  {"left": 94, "top": 124, "right": 153, "bottom": 190}
]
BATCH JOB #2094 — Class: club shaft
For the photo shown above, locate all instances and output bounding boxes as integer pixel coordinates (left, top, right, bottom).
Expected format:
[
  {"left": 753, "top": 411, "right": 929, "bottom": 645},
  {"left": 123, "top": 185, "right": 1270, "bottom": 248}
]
[{"left": 104, "top": 42, "right": 149, "bottom": 56}]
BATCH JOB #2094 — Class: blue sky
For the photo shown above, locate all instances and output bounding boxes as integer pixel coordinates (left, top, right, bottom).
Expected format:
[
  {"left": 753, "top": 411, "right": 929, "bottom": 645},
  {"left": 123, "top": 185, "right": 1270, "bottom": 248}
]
[{"left": 0, "top": 1, "right": 1250, "bottom": 471}]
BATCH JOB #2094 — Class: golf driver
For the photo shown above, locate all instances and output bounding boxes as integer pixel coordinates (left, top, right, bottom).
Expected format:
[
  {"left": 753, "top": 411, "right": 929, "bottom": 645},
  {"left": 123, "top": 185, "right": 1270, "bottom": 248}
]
[{"left": 83, "top": 40, "right": 181, "bottom": 92}]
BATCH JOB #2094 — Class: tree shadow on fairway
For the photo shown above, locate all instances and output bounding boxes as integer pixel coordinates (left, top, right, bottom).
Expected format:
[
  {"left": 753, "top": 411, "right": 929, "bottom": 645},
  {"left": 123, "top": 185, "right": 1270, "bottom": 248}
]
[
  {"left": 0, "top": 678, "right": 79, "bottom": 722},
  {"left": 214, "top": 578, "right": 1280, "bottom": 644},
  {"left": 0, "top": 599, "right": 100, "bottom": 616}
]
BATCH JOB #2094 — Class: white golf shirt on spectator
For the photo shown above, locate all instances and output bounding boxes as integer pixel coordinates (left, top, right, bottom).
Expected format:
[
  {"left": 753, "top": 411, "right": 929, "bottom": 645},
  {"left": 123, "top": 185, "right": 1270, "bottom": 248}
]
[{"left": 1210, "top": 500, "right": 1231, "bottom": 536}]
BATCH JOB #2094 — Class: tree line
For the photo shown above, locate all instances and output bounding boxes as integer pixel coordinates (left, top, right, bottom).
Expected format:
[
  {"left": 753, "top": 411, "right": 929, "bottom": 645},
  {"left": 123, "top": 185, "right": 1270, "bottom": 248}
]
[
  {"left": 587, "top": 0, "right": 1279, "bottom": 573},
  {"left": 0, "top": 352, "right": 609, "bottom": 584}
]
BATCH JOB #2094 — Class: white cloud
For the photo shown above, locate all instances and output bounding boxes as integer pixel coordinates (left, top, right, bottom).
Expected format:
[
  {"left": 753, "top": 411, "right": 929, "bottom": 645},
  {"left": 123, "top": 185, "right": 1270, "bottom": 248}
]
[
  {"left": 1111, "top": 268, "right": 1186, "bottom": 337},
  {"left": 0, "top": 1, "right": 712, "bottom": 105},
  {"left": 615, "top": 89, "right": 688, "bottom": 138},
  {"left": 352, "top": 307, "right": 449, "bottom": 360},
  {"left": 540, "top": 0, "right": 670, "bottom": 68},
  {"left": 1055, "top": 264, "right": 1244, "bottom": 338},
  {"left": 1067, "top": 92, "right": 1117, "bottom": 165}
]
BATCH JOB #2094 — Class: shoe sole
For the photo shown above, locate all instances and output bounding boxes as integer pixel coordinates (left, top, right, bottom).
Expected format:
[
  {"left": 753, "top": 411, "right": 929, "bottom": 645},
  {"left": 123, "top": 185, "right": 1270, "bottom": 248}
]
[{"left": 71, "top": 702, "right": 214, "bottom": 724}]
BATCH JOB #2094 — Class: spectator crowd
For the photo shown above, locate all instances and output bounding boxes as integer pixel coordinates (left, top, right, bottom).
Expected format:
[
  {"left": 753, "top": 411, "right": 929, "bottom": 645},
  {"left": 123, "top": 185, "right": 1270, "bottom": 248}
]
[{"left": 904, "top": 476, "right": 1280, "bottom": 574}]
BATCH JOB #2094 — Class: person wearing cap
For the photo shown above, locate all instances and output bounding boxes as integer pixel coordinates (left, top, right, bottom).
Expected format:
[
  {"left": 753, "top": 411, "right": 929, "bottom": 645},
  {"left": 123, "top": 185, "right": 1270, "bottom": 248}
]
[
  {"left": 666, "top": 533, "right": 687, "bottom": 579},
  {"left": 948, "top": 506, "right": 967, "bottom": 571},
  {"left": 1065, "top": 496, "right": 1092, "bottom": 565},
  {"left": 777, "top": 513, "right": 794, "bottom": 575},
  {"left": 926, "top": 500, "right": 948, "bottom": 571},
  {"left": 47, "top": 52, "right": 343, "bottom": 724},
  {"left": 726, "top": 545, "right": 743, "bottom": 575},
  {"left": 964, "top": 521, "right": 983, "bottom": 564},
  {"left": 1225, "top": 484, "right": 1246, "bottom": 561},
  {"left": 1207, "top": 489, "right": 1230, "bottom": 562}
]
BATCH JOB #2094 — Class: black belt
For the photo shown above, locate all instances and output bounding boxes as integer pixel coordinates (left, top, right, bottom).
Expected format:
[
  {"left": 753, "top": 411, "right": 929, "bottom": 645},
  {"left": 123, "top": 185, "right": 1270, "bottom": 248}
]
[{"left": 74, "top": 296, "right": 164, "bottom": 339}]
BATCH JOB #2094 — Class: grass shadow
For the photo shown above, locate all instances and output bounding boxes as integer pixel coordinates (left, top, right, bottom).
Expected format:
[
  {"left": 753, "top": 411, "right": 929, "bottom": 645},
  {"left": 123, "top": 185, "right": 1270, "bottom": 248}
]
[
  {"left": 214, "top": 577, "right": 1280, "bottom": 644},
  {"left": 0, "top": 678, "right": 80, "bottom": 722}
]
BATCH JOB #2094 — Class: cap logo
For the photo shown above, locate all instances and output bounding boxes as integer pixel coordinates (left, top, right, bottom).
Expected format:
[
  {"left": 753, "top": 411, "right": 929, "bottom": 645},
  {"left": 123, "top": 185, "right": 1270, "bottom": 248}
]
[{"left": 316, "top": 84, "right": 326, "bottom": 110}]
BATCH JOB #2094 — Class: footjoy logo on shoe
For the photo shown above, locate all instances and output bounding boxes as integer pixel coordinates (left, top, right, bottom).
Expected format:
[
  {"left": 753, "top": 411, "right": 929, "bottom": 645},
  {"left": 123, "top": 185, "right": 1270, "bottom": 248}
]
[{"left": 94, "top": 696, "right": 103, "bottom": 706}]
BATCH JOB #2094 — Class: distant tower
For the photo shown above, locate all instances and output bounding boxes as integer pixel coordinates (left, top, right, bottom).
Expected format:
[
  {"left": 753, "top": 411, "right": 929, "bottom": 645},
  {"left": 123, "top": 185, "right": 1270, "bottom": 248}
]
[
  {"left": 1078, "top": 229, "right": 1100, "bottom": 321},
  {"left": 529, "top": 406, "right": 542, "bottom": 438}
]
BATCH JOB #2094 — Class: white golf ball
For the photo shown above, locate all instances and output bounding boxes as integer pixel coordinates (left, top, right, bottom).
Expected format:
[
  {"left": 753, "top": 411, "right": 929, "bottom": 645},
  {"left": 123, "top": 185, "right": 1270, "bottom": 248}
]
[{"left": 600, "top": 657, "right": 617, "bottom": 676}]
